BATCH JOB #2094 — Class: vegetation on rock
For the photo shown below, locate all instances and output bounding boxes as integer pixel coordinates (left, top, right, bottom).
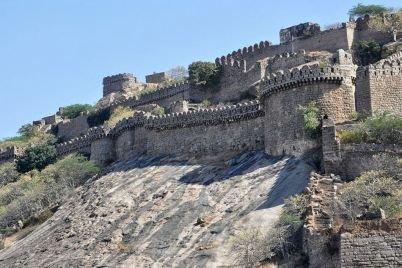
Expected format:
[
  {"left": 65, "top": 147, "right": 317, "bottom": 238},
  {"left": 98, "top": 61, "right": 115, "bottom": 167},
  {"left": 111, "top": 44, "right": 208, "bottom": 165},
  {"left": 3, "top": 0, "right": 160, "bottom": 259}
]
[
  {"left": 355, "top": 39, "right": 383, "bottom": 65},
  {"left": 339, "top": 154, "right": 402, "bottom": 221},
  {"left": 87, "top": 107, "right": 111, "bottom": 127},
  {"left": 0, "top": 154, "right": 99, "bottom": 232},
  {"left": 230, "top": 193, "right": 309, "bottom": 267},
  {"left": 16, "top": 142, "right": 57, "bottom": 173},
  {"left": 104, "top": 106, "right": 137, "bottom": 128},
  {"left": 338, "top": 113, "right": 402, "bottom": 144},
  {"left": 298, "top": 101, "right": 321, "bottom": 138},
  {"left": 0, "top": 124, "right": 56, "bottom": 149},
  {"left": 61, "top": 104, "right": 94, "bottom": 119},
  {"left": 188, "top": 61, "right": 221, "bottom": 88}
]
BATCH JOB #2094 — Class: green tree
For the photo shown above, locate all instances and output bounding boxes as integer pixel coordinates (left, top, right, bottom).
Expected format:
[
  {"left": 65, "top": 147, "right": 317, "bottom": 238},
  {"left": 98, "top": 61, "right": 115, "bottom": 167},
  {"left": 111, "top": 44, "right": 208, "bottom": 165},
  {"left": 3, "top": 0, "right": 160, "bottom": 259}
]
[
  {"left": 348, "top": 4, "right": 388, "bottom": 17},
  {"left": 356, "top": 40, "right": 382, "bottom": 65},
  {"left": 61, "top": 104, "right": 93, "bottom": 119},
  {"left": 188, "top": 61, "right": 221, "bottom": 88},
  {"left": 16, "top": 143, "right": 57, "bottom": 173},
  {"left": 87, "top": 107, "right": 111, "bottom": 127}
]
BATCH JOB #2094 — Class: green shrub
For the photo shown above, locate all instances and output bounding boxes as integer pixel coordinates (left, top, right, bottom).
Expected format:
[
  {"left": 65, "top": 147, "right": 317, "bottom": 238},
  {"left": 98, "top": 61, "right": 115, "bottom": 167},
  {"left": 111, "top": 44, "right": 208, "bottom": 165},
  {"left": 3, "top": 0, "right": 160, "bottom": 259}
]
[
  {"left": 0, "top": 124, "right": 56, "bottom": 149},
  {"left": 298, "top": 101, "right": 321, "bottom": 138},
  {"left": 104, "top": 106, "right": 136, "bottom": 128},
  {"left": 137, "top": 84, "right": 159, "bottom": 98},
  {"left": 365, "top": 113, "right": 402, "bottom": 144},
  {"left": 338, "top": 128, "right": 368, "bottom": 143},
  {"left": 16, "top": 143, "right": 57, "bottom": 173},
  {"left": 201, "top": 99, "right": 210, "bottom": 107},
  {"left": 87, "top": 107, "right": 111, "bottom": 127},
  {"left": 0, "top": 154, "right": 99, "bottom": 228},
  {"left": 0, "top": 162, "right": 19, "bottom": 186},
  {"left": 188, "top": 61, "right": 221, "bottom": 88},
  {"left": 279, "top": 193, "right": 310, "bottom": 228},
  {"left": 339, "top": 171, "right": 402, "bottom": 220},
  {"left": 339, "top": 113, "right": 402, "bottom": 144},
  {"left": 348, "top": 4, "right": 388, "bottom": 17},
  {"left": 151, "top": 106, "right": 165, "bottom": 116},
  {"left": 356, "top": 40, "right": 382, "bottom": 65},
  {"left": 61, "top": 104, "right": 93, "bottom": 119}
]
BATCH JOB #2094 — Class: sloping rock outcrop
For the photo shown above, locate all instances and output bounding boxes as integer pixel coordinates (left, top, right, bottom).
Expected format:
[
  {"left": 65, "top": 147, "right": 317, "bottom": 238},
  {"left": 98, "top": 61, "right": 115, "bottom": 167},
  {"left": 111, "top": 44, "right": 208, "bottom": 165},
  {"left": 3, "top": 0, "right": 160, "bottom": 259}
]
[{"left": 0, "top": 151, "right": 313, "bottom": 267}]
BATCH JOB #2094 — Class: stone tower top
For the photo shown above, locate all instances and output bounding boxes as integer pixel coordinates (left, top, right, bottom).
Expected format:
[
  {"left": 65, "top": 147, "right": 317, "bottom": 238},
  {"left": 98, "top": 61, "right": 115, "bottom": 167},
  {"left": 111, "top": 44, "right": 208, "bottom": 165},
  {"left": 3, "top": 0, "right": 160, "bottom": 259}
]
[{"left": 102, "top": 73, "right": 138, "bottom": 97}]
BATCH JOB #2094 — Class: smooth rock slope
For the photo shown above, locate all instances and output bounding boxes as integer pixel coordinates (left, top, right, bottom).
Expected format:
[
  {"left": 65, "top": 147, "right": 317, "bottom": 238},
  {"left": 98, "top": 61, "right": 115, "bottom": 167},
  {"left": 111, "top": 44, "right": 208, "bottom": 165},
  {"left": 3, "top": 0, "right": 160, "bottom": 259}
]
[{"left": 0, "top": 151, "right": 313, "bottom": 268}]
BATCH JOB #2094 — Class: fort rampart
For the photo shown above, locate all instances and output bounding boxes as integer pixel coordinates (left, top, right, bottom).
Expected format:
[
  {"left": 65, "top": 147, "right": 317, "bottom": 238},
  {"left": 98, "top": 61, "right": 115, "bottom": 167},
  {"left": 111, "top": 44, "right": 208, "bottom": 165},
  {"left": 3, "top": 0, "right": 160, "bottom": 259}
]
[
  {"left": 0, "top": 146, "right": 24, "bottom": 164},
  {"left": 356, "top": 51, "right": 402, "bottom": 116},
  {"left": 261, "top": 64, "right": 356, "bottom": 156}
]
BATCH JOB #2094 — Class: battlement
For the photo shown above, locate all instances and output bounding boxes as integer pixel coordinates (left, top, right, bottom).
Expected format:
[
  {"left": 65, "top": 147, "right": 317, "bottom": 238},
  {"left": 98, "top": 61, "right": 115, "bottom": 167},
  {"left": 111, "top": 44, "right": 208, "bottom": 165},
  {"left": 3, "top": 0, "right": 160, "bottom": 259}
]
[
  {"left": 108, "top": 112, "right": 147, "bottom": 137},
  {"left": 56, "top": 126, "right": 108, "bottom": 156},
  {"left": 103, "top": 73, "right": 139, "bottom": 97},
  {"left": 261, "top": 64, "right": 348, "bottom": 98},
  {"left": 280, "top": 22, "right": 321, "bottom": 44},
  {"left": 356, "top": 51, "right": 402, "bottom": 80},
  {"left": 266, "top": 49, "right": 308, "bottom": 72},
  {"left": 146, "top": 100, "right": 263, "bottom": 130},
  {"left": 145, "top": 72, "right": 168, "bottom": 84},
  {"left": 103, "top": 73, "right": 137, "bottom": 85},
  {"left": 111, "top": 81, "right": 190, "bottom": 108},
  {"left": 0, "top": 146, "right": 24, "bottom": 163}
]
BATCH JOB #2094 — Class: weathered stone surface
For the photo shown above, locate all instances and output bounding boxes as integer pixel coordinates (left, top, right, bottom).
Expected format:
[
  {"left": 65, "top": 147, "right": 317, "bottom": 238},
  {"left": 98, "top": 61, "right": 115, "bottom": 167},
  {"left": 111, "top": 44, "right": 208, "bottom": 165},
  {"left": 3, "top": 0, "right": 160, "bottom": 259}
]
[{"left": 0, "top": 152, "right": 312, "bottom": 267}]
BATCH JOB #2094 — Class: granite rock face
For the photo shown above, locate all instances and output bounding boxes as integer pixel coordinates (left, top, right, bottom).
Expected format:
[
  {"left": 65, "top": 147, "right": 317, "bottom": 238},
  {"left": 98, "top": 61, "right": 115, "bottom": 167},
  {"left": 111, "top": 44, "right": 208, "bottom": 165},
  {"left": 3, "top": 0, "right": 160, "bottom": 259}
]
[{"left": 0, "top": 151, "right": 313, "bottom": 267}]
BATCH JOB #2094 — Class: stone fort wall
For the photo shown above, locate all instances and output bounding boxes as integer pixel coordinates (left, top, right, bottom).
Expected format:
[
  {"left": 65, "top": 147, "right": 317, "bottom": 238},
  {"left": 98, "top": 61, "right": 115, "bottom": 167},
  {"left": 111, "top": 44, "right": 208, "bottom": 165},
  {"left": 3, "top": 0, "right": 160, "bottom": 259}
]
[
  {"left": 110, "top": 82, "right": 190, "bottom": 110},
  {"left": 340, "top": 231, "right": 402, "bottom": 267},
  {"left": 55, "top": 101, "right": 265, "bottom": 166},
  {"left": 356, "top": 51, "right": 402, "bottom": 116},
  {"left": 322, "top": 119, "right": 402, "bottom": 180},
  {"left": 57, "top": 114, "right": 90, "bottom": 141},
  {"left": 261, "top": 64, "right": 356, "bottom": 156},
  {"left": 0, "top": 146, "right": 24, "bottom": 164}
]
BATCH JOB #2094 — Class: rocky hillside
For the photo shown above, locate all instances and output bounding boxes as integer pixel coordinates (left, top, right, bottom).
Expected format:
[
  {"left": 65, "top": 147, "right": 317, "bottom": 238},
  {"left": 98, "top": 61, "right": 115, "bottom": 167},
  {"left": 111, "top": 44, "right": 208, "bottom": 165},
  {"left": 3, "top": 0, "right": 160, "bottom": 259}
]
[{"left": 0, "top": 151, "right": 313, "bottom": 267}]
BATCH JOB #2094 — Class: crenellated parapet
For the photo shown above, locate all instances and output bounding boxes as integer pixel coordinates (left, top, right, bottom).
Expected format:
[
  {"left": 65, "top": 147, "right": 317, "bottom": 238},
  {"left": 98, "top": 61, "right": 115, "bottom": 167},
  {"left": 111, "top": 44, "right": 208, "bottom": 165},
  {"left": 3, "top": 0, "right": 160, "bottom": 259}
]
[
  {"left": 103, "top": 73, "right": 139, "bottom": 97},
  {"left": 145, "top": 100, "right": 264, "bottom": 130},
  {"left": 217, "top": 41, "right": 273, "bottom": 64},
  {"left": 103, "top": 73, "right": 137, "bottom": 86},
  {"left": 260, "top": 64, "right": 350, "bottom": 98},
  {"left": 0, "top": 146, "right": 24, "bottom": 163},
  {"left": 56, "top": 126, "right": 109, "bottom": 156},
  {"left": 355, "top": 51, "right": 402, "bottom": 116},
  {"left": 110, "top": 81, "right": 190, "bottom": 109},
  {"left": 356, "top": 51, "right": 402, "bottom": 80},
  {"left": 266, "top": 50, "right": 309, "bottom": 73},
  {"left": 215, "top": 56, "right": 246, "bottom": 74},
  {"left": 108, "top": 112, "right": 147, "bottom": 137}
]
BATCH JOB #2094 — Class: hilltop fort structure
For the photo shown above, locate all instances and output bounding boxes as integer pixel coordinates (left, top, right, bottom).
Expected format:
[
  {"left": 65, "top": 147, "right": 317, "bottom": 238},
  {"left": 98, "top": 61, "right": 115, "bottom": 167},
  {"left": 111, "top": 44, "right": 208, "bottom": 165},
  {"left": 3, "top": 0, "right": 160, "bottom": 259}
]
[
  {"left": 1, "top": 16, "right": 402, "bottom": 267},
  {"left": 1, "top": 19, "right": 401, "bottom": 170}
]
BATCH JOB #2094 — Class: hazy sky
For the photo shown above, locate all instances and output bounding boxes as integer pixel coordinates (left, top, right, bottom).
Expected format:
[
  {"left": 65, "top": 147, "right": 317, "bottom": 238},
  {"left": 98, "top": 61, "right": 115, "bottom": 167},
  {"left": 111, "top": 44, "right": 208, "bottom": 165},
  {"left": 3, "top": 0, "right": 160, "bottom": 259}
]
[{"left": 0, "top": 0, "right": 400, "bottom": 139}]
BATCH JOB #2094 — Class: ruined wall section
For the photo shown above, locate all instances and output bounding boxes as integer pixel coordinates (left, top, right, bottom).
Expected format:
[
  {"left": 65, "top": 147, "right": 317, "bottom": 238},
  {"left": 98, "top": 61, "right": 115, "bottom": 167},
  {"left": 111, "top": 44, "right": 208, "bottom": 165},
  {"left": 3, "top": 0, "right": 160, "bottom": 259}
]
[
  {"left": 356, "top": 51, "right": 402, "bottom": 116},
  {"left": 111, "top": 82, "right": 190, "bottom": 110},
  {"left": 56, "top": 126, "right": 108, "bottom": 157},
  {"left": 215, "top": 57, "right": 266, "bottom": 101},
  {"left": 0, "top": 147, "right": 24, "bottom": 164},
  {"left": 261, "top": 64, "right": 356, "bottom": 156},
  {"left": 57, "top": 114, "right": 90, "bottom": 141},
  {"left": 322, "top": 120, "right": 402, "bottom": 179},
  {"left": 103, "top": 73, "right": 139, "bottom": 97},
  {"left": 340, "top": 231, "right": 402, "bottom": 267}
]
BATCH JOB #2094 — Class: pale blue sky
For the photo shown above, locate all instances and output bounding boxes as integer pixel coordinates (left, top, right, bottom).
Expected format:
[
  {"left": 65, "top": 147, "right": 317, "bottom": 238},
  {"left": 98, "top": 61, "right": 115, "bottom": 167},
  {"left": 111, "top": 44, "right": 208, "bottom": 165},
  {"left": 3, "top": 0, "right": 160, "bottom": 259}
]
[{"left": 0, "top": 0, "right": 400, "bottom": 139}]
